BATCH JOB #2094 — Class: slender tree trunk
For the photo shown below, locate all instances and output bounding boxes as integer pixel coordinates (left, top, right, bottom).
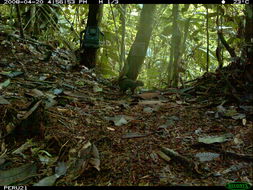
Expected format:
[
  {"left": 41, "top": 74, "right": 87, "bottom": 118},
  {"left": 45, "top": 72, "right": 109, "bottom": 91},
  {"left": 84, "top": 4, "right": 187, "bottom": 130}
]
[
  {"left": 216, "top": 6, "right": 223, "bottom": 69},
  {"left": 119, "top": 4, "right": 126, "bottom": 71},
  {"left": 80, "top": 5, "right": 103, "bottom": 69},
  {"left": 167, "top": 4, "right": 181, "bottom": 87},
  {"left": 123, "top": 4, "right": 156, "bottom": 80},
  {"left": 171, "top": 25, "right": 181, "bottom": 87},
  {"left": 244, "top": 4, "right": 253, "bottom": 63},
  {"left": 29, "top": 5, "right": 36, "bottom": 35},
  {"left": 206, "top": 6, "right": 209, "bottom": 72},
  {"left": 181, "top": 18, "right": 191, "bottom": 56},
  {"left": 16, "top": 5, "right": 24, "bottom": 38}
]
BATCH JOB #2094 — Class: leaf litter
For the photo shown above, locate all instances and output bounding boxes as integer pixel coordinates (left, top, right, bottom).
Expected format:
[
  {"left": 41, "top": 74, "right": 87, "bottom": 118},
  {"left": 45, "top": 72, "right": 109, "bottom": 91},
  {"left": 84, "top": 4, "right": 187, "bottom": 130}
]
[{"left": 0, "top": 33, "right": 252, "bottom": 186}]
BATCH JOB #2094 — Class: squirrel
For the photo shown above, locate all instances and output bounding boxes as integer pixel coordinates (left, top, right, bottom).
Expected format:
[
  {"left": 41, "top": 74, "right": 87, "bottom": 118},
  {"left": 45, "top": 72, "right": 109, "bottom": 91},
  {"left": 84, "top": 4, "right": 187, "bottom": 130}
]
[{"left": 119, "top": 77, "right": 144, "bottom": 94}]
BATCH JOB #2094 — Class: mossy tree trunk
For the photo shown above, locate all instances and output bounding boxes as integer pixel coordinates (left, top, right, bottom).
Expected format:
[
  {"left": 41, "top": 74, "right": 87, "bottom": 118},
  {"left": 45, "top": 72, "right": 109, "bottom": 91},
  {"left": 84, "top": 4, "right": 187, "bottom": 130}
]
[{"left": 80, "top": 5, "right": 103, "bottom": 69}]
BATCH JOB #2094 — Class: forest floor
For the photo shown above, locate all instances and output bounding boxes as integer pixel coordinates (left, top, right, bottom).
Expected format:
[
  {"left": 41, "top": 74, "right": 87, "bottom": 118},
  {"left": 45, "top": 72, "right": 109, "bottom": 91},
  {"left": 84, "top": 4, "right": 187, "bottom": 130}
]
[{"left": 0, "top": 33, "right": 252, "bottom": 186}]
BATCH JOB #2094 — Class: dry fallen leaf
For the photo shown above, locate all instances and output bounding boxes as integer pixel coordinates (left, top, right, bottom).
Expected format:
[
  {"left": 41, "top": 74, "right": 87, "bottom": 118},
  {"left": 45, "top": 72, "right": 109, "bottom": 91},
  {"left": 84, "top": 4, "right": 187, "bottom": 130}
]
[
  {"left": 157, "top": 151, "right": 171, "bottom": 162},
  {"left": 137, "top": 92, "right": 160, "bottom": 99}
]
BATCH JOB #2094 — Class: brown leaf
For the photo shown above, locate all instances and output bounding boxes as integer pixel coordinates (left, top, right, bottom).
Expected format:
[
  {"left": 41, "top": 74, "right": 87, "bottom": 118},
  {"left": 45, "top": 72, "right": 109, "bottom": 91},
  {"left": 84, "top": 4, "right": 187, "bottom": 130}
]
[
  {"left": 89, "top": 144, "right": 100, "bottom": 171},
  {"left": 139, "top": 100, "right": 164, "bottom": 106},
  {"left": 137, "top": 92, "right": 160, "bottom": 99},
  {"left": 122, "top": 132, "right": 150, "bottom": 139}
]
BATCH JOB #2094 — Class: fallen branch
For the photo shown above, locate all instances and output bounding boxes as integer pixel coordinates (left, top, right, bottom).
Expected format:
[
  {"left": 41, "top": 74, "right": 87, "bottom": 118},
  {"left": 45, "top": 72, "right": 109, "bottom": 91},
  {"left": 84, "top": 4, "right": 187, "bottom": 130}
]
[{"left": 160, "top": 146, "right": 202, "bottom": 176}]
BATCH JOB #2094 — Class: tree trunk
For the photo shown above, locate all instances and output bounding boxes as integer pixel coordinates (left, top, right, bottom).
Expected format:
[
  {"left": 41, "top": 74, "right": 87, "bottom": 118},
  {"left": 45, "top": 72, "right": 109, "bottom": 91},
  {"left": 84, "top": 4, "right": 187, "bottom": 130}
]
[
  {"left": 28, "top": 5, "right": 36, "bottom": 35},
  {"left": 16, "top": 5, "right": 24, "bottom": 39},
  {"left": 119, "top": 4, "right": 127, "bottom": 71},
  {"left": 167, "top": 4, "right": 181, "bottom": 87},
  {"left": 216, "top": 5, "right": 224, "bottom": 69},
  {"left": 206, "top": 6, "right": 210, "bottom": 72},
  {"left": 80, "top": 5, "right": 103, "bottom": 69},
  {"left": 244, "top": 4, "right": 253, "bottom": 63},
  {"left": 123, "top": 4, "right": 156, "bottom": 80}
]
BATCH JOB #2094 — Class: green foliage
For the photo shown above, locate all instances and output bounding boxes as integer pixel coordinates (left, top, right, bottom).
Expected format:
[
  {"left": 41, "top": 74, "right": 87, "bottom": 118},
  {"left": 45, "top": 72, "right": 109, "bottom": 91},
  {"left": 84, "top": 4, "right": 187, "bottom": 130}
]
[{"left": 0, "top": 4, "right": 246, "bottom": 88}]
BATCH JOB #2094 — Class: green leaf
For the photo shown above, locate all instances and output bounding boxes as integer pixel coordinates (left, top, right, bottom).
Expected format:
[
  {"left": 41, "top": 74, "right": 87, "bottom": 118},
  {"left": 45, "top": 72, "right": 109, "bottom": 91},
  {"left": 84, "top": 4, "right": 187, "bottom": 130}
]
[
  {"left": 0, "top": 79, "right": 10, "bottom": 89},
  {"left": 0, "top": 163, "right": 37, "bottom": 186},
  {"left": 33, "top": 175, "right": 58, "bottom": 186}
]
